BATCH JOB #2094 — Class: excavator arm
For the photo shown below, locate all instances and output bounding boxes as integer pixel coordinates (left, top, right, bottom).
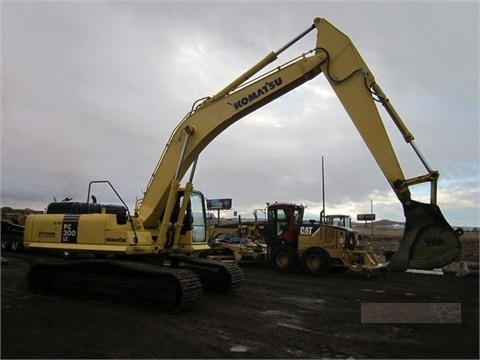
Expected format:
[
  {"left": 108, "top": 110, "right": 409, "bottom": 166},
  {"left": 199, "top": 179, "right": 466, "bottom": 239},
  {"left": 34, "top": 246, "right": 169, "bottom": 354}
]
[
  {"left": 312, "top": 18, "right": 460, "bottom": 270},
  {"left": 139, "top": 17, "right": 460, "bottom": 270}
]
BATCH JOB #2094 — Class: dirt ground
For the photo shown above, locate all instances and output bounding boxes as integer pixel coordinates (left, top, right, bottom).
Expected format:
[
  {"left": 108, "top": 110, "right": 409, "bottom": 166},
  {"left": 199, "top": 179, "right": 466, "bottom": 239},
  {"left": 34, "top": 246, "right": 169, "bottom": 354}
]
[{"left": 1, "top": 245, "right": 479, "bottom": 359}]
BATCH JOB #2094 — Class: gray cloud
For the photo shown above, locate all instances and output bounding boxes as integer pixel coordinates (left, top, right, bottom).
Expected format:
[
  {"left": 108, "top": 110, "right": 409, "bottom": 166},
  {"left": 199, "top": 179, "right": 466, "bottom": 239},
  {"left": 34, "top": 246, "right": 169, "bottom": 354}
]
[{"left": 2, "top": 1, "right": 479, "bottom": 226}]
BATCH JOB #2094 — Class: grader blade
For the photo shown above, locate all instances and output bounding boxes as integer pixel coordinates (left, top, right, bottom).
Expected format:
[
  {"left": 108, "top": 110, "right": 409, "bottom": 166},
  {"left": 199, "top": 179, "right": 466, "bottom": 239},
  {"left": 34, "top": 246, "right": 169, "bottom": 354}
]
[{"left": 385, "top": 200, "right": 461, "bottom": 271}]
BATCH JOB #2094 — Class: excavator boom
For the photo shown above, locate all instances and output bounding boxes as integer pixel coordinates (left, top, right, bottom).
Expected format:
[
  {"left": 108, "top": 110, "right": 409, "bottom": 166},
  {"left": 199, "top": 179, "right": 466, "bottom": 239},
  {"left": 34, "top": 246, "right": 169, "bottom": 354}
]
[{"left": 139, "top": 17, "right": 460, "bottom": 270}]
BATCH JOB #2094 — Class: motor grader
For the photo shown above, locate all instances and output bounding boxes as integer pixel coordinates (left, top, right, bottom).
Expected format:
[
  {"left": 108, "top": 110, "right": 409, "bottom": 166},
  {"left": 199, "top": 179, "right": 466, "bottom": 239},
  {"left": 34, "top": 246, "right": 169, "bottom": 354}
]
[{"left": 207, "top": 202, "right": 380, "bottom": 275}]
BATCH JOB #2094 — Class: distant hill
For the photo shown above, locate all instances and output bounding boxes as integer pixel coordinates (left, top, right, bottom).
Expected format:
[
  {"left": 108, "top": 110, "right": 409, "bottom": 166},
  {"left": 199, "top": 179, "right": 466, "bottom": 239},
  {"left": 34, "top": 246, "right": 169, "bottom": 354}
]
[{"left": 353, "top": 219, "right": 404, "bottom": 227}]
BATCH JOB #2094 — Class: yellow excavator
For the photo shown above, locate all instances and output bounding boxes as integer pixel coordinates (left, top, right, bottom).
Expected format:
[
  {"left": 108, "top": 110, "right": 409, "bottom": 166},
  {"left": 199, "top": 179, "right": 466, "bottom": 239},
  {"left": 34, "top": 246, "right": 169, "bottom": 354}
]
[{"left": 23, "top": 17, "right": 461, "bottom": 310}]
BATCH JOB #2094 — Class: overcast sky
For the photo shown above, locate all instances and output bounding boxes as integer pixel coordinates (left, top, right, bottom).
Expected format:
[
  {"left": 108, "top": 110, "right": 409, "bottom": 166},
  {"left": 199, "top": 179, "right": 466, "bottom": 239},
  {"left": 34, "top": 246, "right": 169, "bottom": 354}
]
[{"left": 1, "top": 1, "right": 479, "bottom": 227}]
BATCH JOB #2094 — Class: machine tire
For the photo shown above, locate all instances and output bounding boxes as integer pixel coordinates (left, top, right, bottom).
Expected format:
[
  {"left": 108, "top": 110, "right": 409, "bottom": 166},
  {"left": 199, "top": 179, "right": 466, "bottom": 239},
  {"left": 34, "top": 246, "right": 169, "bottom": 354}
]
[
  {"left": 10, "top": 237, "right": 23, "bottom": 253},
  {"left": 1, "top": 238, "right": 11, "bottom": 252},
  {"left": 271, "top": 245, "right": 298, "bottom": 273},
  {"left": 300, "top": 247, "right": 331, "bottom": 276}
]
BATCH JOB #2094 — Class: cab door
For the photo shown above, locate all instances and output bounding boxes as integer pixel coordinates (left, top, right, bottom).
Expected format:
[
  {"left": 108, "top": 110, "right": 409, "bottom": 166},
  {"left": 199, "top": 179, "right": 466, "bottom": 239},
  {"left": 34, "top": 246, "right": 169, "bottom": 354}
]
[{"left": 267, "top": 205, "right": 298, "bottom": 247}]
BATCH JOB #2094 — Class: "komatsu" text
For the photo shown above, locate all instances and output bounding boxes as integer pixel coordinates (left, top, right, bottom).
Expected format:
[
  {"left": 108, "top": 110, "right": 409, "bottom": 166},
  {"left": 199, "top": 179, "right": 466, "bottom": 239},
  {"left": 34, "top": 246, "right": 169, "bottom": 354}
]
[
  {"left": 233, "top": 77, "right": 283, "bottom": 110},
  {"left": 106, "top": 237, "right": 127, "bottom": 243}
]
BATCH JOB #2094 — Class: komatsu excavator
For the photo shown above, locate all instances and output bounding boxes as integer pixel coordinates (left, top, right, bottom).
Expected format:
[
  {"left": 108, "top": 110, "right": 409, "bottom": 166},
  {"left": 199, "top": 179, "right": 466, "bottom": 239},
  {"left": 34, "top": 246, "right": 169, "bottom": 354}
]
[{"left": 23, "top": 17, "right": 461, "bottom": 309}]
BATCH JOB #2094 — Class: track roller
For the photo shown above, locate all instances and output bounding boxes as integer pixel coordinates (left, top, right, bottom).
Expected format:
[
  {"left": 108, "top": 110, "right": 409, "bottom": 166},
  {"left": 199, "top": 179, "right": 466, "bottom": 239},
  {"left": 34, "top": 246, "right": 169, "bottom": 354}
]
[{"left": 166, "top": 255, "right": 244, "bottom": 294}]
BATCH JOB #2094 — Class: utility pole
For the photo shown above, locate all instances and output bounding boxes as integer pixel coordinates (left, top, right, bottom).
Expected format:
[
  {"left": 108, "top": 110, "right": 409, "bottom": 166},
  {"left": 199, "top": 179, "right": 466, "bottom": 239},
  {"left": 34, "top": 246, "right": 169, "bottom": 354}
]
[
  {"left": 371, "top": 199, "right": 374, "bottom": 236},
  {"left": 321, "top": 156, "right": 326, "bottom": 223}
]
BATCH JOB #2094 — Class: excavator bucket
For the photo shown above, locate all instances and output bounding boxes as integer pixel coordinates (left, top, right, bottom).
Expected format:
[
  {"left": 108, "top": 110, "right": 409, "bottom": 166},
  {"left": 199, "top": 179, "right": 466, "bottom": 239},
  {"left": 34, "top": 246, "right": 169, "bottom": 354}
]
[{"left": 385, "top": 200, "right": 461, "bottom": 271}]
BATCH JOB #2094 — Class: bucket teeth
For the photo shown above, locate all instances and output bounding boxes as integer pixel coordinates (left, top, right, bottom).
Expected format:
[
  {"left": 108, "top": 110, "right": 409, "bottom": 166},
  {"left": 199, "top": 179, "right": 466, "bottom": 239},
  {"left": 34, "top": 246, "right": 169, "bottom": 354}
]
[{"left": 385, "top": 200, "right": 461, "bottom": 271}]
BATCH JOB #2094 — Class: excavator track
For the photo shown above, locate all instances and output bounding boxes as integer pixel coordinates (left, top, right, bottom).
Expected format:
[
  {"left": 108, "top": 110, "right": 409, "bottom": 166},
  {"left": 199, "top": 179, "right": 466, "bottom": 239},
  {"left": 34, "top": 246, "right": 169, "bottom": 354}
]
[
  {"left": 166, "top": 255, "right": 244, "bottom": 294},
  {"left": 27, "top": 259, "right": 203, "bottom": 313}
]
